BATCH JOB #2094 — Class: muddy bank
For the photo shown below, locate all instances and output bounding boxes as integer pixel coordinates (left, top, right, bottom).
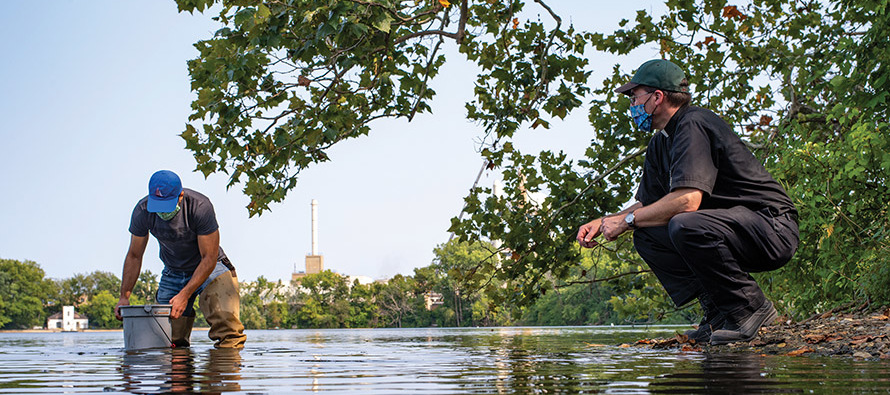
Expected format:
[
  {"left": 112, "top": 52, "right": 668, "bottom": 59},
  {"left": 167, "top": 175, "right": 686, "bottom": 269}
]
[{"left": 628, "top": 305, "right": 890, "bottom": 359}]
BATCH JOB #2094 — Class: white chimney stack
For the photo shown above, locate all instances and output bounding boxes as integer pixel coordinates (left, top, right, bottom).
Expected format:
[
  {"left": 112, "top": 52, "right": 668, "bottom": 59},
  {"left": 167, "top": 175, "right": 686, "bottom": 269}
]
[{"left": 311, "top": 199, "right": 319, "bottom": 256}]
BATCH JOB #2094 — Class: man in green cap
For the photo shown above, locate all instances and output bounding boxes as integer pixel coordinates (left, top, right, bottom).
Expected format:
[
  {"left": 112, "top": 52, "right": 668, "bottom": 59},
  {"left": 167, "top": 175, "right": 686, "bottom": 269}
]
[{"left": 576, "top": 59, "right": 799, "bottom": 344}]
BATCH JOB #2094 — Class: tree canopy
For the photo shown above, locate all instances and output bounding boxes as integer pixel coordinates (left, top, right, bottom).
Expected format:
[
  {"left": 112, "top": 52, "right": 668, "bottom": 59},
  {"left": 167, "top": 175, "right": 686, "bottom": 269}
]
[{"left": 176, "top": 0, "right": 890, "bottom": 318}]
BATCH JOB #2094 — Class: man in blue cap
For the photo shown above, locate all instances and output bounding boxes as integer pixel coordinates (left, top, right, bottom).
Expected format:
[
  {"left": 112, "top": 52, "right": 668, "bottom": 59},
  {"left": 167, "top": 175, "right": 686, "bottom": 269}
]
[
  {"left": 114, "top": 170, "right": 246, "bottom": 348},
  {"left": 576, "top": 59, "right": 799, "bottom": 345}
]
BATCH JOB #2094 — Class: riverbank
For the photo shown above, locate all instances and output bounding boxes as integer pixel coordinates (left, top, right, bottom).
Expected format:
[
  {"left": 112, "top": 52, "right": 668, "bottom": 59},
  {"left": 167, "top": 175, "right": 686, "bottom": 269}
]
[{"left": 632, "top": 304, "right": 890, "bottom": 359}]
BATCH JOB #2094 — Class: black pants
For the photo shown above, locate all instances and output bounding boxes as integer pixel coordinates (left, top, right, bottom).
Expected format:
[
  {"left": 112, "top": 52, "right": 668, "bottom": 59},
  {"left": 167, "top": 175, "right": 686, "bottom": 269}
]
[{"left": 633, "top": 206, "right": 799, "bottom": 322}]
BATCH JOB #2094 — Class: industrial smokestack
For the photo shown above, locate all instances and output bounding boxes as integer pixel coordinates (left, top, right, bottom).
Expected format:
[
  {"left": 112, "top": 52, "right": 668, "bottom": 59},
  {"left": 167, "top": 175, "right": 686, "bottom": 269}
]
[{"left": 311, "top": 199, "right": 319, "bottom": 256}]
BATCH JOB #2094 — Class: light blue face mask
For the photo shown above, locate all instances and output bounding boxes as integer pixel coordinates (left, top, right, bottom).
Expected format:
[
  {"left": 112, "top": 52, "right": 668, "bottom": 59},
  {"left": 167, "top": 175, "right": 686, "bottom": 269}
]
[{"left": 630, "top": 102, "right": 653, "bottom": 133}]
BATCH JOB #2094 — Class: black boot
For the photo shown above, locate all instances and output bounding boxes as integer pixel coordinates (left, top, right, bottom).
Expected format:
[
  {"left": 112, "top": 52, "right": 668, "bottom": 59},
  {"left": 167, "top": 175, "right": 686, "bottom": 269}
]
[
  {"left": 683, "top": 293, "right": 726, "bottom": 343},
  {"left": 710, "top": 299, "right": 778, "bottom": 345}
]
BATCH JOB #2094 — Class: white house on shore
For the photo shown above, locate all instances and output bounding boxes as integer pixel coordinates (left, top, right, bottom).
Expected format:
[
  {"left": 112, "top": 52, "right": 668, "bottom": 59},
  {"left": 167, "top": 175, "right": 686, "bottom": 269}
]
[{"left": 46, "top": 306, "right": 88, "bottom": 331}]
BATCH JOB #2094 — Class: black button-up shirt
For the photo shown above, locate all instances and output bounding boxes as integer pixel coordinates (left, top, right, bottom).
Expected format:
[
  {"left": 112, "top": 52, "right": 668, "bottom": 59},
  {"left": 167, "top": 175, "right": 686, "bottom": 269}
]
[{"left": 636, "top": 106, "right": 796, "bottom": 216}]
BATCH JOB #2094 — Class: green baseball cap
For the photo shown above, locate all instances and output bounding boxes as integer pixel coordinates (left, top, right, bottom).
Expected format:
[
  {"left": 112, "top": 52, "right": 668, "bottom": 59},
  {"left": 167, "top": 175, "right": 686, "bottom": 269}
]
[{"left": 615, "top": 59, "right": 689, "bottom": 95}]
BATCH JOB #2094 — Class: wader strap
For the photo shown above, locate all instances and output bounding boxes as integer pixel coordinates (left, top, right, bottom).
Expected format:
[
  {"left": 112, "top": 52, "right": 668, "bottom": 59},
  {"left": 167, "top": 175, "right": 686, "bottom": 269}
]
[{"left": 219, "top": 256, "right": 237, "bottom": 276}]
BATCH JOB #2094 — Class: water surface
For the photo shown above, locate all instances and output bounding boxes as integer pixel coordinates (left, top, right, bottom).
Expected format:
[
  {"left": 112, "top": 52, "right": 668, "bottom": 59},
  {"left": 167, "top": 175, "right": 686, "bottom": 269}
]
[{"left": 1, "top": 326, "right": 888, "bottom": 393}]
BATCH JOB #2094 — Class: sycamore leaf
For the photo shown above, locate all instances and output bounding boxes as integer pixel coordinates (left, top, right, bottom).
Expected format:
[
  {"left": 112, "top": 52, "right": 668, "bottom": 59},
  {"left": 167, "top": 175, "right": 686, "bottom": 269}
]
[
  {"left": 759, "top": 115, "right": 773, "bottom": 126},
  {"left": 373, "top": 14, "right": 394, "bottom": 33},
  {"left": 722, "top": 5, "right": 747, "bottom": 20},
  {"left": 439, "top": 0, "right": 451, "bottom": 7},
  {"left": 256, "top": 4, "right": 271, "bottom": 19}
]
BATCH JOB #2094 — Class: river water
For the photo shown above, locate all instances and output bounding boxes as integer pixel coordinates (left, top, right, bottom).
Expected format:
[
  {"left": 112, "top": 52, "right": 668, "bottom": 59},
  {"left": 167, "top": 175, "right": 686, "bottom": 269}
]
[{"left": 1, "top": 326, "right": 889, "bottom": 394}]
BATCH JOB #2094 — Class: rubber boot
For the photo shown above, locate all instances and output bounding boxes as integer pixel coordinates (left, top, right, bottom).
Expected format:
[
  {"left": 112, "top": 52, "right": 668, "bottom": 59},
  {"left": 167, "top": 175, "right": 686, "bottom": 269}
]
[
  {"left": 199, "top": 270, "right": 247, "bottom": 348},
  {"left": 170, "top": 316, "right": 195, "bottom": 348}
]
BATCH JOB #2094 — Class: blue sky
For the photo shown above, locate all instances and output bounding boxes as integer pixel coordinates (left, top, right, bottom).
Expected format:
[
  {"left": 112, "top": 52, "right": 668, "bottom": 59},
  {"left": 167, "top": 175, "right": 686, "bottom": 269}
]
[{"left": 0, "top": 1, "right": 664, "bottom": 283}]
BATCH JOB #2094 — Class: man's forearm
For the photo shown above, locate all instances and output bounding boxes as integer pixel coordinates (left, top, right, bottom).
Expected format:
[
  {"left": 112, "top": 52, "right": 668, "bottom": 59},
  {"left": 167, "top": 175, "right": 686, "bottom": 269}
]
[
  {"left": 633, "top": 188, "right": 702, "bottom": 228},
  {"left": 119, "top": 255, "right": 142, "bottom": 300},
  {"left": 179, "top": 255, "right": 217, "bottom": 297},
  {"left": 610, "top": 202, "right": 643, "bottom": 220}
]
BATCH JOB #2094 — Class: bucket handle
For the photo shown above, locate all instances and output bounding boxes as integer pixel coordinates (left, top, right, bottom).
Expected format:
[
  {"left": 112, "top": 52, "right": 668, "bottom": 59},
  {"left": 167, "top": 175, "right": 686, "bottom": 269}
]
[
  {"left": 140, "top": 305, "right": 174, "bottom": 347},
  {"left": 149, "top": 310, "right": 174, "bottom": 347}
]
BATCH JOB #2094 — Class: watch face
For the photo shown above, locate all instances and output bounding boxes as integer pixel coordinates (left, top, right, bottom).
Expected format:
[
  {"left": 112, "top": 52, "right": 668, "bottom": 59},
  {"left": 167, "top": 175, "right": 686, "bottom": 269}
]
[{"left": 625, "top": 213, "right": 635, "bottom": 227}]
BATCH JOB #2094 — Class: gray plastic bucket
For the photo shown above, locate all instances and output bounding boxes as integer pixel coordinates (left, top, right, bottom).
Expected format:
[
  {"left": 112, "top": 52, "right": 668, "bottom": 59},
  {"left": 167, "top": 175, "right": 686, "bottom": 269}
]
[{"left": 120, "top": 305, "right": 173, "bottom": 350}]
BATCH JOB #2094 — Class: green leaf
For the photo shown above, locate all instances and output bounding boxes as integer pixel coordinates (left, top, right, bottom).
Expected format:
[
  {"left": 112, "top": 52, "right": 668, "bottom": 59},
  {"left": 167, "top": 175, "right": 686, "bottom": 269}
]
[
  {"left": 373, "top": 14, "right": 394, "bottom": 33},
  {"left": 256, "top": 4, "right": 271, "bottom": 19}
]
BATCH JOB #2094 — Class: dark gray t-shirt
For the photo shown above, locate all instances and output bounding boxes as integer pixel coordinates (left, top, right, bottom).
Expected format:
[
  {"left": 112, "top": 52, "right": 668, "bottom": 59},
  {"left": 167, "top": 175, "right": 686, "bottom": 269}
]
[
  {"left": 129, "top": 188, "right": 227, "bottom": 272},
  {"left": 636, "top": 106, "right": 796, "bottom": 215}
]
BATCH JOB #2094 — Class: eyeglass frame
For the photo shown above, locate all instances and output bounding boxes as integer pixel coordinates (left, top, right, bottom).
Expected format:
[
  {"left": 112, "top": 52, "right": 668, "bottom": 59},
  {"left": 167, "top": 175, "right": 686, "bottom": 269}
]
[{"left": 630, "top": 89, "right": 657, "bottom": 105}]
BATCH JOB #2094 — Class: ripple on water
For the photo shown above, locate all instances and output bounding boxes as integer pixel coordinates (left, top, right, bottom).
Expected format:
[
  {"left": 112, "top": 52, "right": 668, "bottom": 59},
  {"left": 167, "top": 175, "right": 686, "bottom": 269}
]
[{"left": 1, "top": 327, "right": 889, "bottom": 393}]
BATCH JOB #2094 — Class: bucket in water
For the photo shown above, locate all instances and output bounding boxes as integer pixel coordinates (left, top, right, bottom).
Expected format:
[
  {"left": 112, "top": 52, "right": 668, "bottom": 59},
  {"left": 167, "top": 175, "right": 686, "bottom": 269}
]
[{"left": 120, "top": 305, "right": 173, "bottom": 350}]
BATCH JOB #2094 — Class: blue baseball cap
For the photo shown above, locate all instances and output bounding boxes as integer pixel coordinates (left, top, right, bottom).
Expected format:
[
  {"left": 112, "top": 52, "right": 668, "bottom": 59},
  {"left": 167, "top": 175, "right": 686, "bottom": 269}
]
[{"left": 147, "top": 170, "right": 182, "bottom": 213}]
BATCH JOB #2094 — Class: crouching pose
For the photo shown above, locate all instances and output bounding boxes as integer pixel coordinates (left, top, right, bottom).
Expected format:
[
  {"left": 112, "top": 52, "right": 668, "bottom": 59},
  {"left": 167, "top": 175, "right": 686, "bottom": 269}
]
[{"left": 577, "top": 59, "right": 799, "bottom": 344}]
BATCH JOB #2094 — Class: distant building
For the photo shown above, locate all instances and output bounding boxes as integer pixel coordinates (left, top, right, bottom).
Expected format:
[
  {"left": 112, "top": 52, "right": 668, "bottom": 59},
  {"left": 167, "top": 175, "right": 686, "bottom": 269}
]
[
  {"left": 47, "top": 306, "right": 88, "bottom": 331},
  {"left": 293, "top": 199, "right": 325, "bottom": 282},
  {"left": 424, "top": 292, "right": 444, "bottom": 310},
  {"left": 345, "top": 275, "right": 375, "bottom": 286}
]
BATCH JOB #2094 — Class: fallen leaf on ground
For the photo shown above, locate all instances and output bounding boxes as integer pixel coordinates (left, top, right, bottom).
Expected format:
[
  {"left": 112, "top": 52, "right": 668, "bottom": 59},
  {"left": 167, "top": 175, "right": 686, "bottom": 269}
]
[
  {"left": 619, "top": 344, "right": 631, "bottom": 348},
  {"left": 655, "top": 338, "right": 679, "bottom": 348},
  {"left": 787, "top": 347, "right": 813, "bottom": 356},
  {"left": 585, "top": 343, "right": 607, "bottom": 347},
  {"left": 681, "top": 345, "right": 702, "bottom": 352},
  {"left": 805, "top": 334, "right": 827, "bottom": 344}
]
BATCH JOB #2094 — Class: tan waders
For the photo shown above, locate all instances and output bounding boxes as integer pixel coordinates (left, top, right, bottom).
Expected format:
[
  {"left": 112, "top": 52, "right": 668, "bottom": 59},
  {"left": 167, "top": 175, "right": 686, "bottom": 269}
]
[
  {"left": 199, "top": 270, "right": 247, "bottom": 348},
  {"left": 170, "top": 316, "right": 195, "bottom": 347}
]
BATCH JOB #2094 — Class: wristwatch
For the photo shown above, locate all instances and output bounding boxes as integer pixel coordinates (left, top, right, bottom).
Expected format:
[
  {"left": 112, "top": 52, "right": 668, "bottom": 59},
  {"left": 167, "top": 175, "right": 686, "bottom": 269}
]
[{"left": 624, "top": 211, "right": 637, "bottom": 230}]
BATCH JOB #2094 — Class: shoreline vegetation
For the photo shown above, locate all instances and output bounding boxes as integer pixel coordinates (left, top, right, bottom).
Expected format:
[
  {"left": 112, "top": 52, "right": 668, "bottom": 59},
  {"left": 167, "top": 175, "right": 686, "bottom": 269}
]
[{"left": 8, "top": 308, "right": 889, "bottom": 361}]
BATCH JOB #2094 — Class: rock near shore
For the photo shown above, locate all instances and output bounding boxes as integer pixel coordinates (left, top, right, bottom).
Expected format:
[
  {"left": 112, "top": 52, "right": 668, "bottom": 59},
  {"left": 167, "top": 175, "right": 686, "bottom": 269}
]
[{"left": 629, "top": 305, "right": 890, "bottom": 359}]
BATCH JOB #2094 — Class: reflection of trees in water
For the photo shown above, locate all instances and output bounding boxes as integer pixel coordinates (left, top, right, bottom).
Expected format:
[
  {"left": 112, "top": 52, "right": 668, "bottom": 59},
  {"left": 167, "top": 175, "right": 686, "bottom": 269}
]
[
  {"left": 446, "top": 332, "right": 788, "bottom": 393},
  {"left": 119, "top": 348, "right": 242, "bottom": 393},
  {"left": 650, "top": 353, "right": 784, "bottom": 394},
  {"left": 459, "top": 332, "right": 594, "bottom": 393}
]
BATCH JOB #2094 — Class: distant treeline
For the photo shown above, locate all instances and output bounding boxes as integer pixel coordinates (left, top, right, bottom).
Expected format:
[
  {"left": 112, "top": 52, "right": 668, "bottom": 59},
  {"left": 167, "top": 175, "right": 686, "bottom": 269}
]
[{"left": 0, "top": 240, "right": 696, "bottom": 330}]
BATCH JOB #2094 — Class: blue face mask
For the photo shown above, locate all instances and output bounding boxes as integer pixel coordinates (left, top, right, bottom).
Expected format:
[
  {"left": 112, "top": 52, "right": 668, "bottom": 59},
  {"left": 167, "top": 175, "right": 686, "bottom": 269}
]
[{"left": 630, "top": 103, "right": 653, "bottom": 133}]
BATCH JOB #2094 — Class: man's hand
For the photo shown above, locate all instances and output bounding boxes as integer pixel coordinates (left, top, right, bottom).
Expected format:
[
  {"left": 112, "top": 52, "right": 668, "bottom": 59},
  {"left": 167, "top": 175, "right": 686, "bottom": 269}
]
[
  {"left": 114, "top": 297, "right": 130, "bottom": 321},
  {"left": 577, "top": 217, "right": 604, "bottom": 248},
  {"left": 169, "top": 292, "right": 189, "bottom": 319},
  {"left": 601, "top": 215, "right": 630, "bottom": 241}
]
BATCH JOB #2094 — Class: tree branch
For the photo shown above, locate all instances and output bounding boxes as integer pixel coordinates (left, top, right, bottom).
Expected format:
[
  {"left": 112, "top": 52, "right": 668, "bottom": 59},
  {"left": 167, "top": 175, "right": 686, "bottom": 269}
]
[
  {"left": 393, "top": 29, "right": 459, "bottom": 45},
  {"left": 557, "top": 268, "right": 655, "bottom": 295},
  {"left": 457, "top": 0, "right": 469, "bottom": 43},
  {"left": 542, "top": 146, "right": 648, "bottom": 232}
]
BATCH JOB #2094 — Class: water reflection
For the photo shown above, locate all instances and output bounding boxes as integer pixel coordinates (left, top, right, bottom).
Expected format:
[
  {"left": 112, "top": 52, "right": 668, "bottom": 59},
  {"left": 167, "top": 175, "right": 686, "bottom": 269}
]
[
  {"left": 650, "top": 353, "right": 782, "bottom": 394},
  {"left": 120, "top": 348, "right": 241, "bottom": 393},
  {"left": 1, "top": 328, "right": 889, "bottom": 393}
]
